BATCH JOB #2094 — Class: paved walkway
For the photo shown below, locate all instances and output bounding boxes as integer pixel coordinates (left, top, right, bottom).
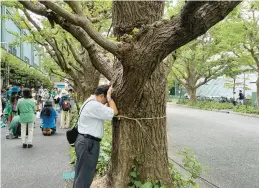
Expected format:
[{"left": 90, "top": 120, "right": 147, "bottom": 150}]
[
  {"left": 167, "top": 104, "right": 259, "bottom": 188},
  {"left": 1, "top": 118, "right": 73, "bottom": 188}
]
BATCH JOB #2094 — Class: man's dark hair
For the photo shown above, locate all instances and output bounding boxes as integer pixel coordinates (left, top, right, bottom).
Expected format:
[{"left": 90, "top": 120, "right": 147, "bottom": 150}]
[
  {"left": 23, "top": 88, "right": 31, "bottom": 98},
  {"left": 94, "top": 85, "right": 109, "bottom": 97},
  {"left": 239, "top": 90, "right": 242, "bottom": 92}
]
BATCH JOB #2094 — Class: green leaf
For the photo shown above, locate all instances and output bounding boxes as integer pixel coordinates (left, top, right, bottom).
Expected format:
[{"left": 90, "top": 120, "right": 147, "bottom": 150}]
[
  {"left": 140, "top": 182, "right": 153, "bottom": 188},
  {"left": 130, "top": 171, "right": 137, "bottom": 178},
  {"left": 134, "top": 181, "right": 142, "bottom": 187}
]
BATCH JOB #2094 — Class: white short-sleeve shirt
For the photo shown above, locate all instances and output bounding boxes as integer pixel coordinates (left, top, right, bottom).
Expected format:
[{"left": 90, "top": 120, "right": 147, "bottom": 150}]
[{"left": 78, "top": 96, "right": 114, "bottom": 139}]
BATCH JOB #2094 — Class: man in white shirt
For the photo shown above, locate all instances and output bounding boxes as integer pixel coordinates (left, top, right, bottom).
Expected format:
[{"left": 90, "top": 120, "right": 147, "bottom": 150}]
[{"left": 73, "top": 85, "right": 118, "bottom": 188}]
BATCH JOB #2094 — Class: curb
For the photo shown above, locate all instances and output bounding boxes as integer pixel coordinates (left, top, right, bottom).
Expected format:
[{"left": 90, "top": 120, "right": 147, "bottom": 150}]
[
  {"left": 229, "top": 111, "right": 259, "bottom": 118},
  {"left": 167, "top": 103, "right": 259, "bottom": 118}
]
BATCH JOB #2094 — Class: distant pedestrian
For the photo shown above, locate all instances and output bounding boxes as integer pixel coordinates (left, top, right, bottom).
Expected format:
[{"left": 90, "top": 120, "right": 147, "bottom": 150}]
[
  {"left": 38, "top": 86, "right": 44, "bottom": 98},
  {"left": 40, "top": 100, "right": 58, "bottom": 136},
  {"left": 42, "top": 89, "right": 50, "bottom": 106},
  {"left": 17, "top": 88, "right": 36, "bottom": 148},
  {"left": 5, "top": 86, "right": 20, "bottom": 139},
  {"left": 238, "top": 90, "right": 244, "bottom": 104},
  {"left": 31, "top": 92, "right": 37, "bottom": 128},
  {"left": 1, "top": 89, "right": 7, "bottom": 112},
  {"left": 233, "top": 91, "right": 237, "bottom": 106},
  {"left": 59, "top": 89, "right": 71, "bottom": 129}
]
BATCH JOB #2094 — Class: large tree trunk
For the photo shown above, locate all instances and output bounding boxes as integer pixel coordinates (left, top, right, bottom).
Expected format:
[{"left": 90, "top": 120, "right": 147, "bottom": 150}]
[
  {"left": 109, "top": 62, "right": 171, "bottom": 188},
  {"left": 107, "top": 2, "right": 170, "bottom": 187},
  {"left": 256, "top": 75, "right": 259, "bottom": 109},
  {"left": 188, "top": 87, "right": 197, "bottom": 102}
]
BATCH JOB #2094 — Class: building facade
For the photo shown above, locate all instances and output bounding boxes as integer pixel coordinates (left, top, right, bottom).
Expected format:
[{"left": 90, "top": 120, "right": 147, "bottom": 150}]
[
  {"left": 1, "top": 5, "right": 44, "bottom": 87},
  {"left": 1, "top": 5, "right": 42, "bottom": 66}
]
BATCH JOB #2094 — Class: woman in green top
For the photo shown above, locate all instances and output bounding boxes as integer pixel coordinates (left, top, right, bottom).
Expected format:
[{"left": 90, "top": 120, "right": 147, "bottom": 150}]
[{"left": 17, "top": 88, "right": 36, "bottom": 148}]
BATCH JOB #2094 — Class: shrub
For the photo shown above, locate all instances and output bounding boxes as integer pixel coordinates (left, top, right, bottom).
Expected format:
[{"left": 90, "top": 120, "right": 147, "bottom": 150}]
[
  {"left": 96, "top": 122, "right": 112, "bottom": 176},
  {"left": 233, "top": 105, "right": 259, "bottom": 115},
  {"left": 128, "top": 149, "right": 202, "bottom": 188},
  {"left": 177, "top": 100, "right": 233, "bottom": 110}
]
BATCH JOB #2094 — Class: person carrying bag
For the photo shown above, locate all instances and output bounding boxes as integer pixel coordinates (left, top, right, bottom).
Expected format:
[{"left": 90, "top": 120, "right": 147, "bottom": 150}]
[
  {"left": 66, "top": 99, "right": 92, "bottom": 144},
  {"left": 70, "top": 85, "right": 118, "bottom": 188}
]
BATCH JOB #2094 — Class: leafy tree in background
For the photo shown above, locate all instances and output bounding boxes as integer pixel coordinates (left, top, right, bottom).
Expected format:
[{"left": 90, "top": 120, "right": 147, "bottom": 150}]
[
  {"left": 18, "top": 1, "right": 240, "bottom": 186},
  {"left": 170, "top": 34, "right": 234, "bottom": 101},
  {"left": 211, "top": 2, "right": 259, "bottom": 108},
  {"left": 2, "top": 2, "right": 114, "bottom": 99}
]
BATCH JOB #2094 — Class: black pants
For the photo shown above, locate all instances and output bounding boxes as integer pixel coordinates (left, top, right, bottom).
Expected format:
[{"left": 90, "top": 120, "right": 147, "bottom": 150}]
[{"left": 73, "top": 134, "right": 100, "bottom": 188}]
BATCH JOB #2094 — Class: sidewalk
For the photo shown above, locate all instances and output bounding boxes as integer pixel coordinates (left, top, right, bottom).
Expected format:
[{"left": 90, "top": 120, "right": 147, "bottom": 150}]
[{"left": 1, "top": 118, "right": 73, "bottom": 188}]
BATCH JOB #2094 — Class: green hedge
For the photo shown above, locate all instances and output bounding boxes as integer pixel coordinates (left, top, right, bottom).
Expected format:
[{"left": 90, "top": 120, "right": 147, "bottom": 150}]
[
  {"left": 177, "top": 100, "right": 233, "bottom": 110},
  {"left": 1, "top": 48, "right": 53, "bottom": 88},
  {"left": 177, "top": 100, "right": 259, "bottom": 115},
  {"left": 233, "top": 105, "right": 259, "bottom": 115}
]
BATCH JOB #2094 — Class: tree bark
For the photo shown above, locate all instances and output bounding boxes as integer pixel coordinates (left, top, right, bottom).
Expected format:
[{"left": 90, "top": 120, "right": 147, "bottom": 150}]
[
  {"left": 112, "top": 1, "right": 164, "bottom": 37},
  {"left": 109, "top": 62, "right": 171, "bottom": 188},
  {"left": 106, "top": 2, "right": 171, "bottom": 187},
  {"left": 256, "top": 75, "right": 259, "bottom": 109},
  {"left": 188, "top": 88, "right": 197, "bottom": 102}
]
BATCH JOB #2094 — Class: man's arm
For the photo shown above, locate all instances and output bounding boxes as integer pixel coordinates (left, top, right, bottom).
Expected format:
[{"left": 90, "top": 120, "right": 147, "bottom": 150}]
[
  {"left": 107, "top": 87, "right": 118, "bottom": 115},
  {"left": 107, "top": 99, "right": 118, "bottom": 116}
]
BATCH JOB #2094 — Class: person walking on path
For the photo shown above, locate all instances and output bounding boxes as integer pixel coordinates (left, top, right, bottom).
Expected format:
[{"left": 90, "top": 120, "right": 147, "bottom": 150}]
[
  {"left": 40, "top": 100, "right": 58, "bottom": 136},
  {"left": 59, "top": 89, "right": 71, "bottom": 129},
  {"left": 17, "top": 88, "right": 36, "bottom": 148},
  {"left": 238, "top": 90, "right": 245, "bottom": 104},
  {"left": 73, "top": 85, "right": 118, "bottom": 188},
  {"left": 5, "top": 86, "right": 20, "bottom": 139}
]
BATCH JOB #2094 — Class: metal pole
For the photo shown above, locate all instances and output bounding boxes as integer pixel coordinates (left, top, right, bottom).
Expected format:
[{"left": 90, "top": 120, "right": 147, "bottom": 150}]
[{"left": 243, "top": 72, "right": 245, "bottom": 97}]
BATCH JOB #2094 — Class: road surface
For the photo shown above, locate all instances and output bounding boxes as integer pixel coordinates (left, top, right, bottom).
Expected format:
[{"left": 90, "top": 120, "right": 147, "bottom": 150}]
[{"left": 167, "top": 104, "right": 259, "bottom": 188}]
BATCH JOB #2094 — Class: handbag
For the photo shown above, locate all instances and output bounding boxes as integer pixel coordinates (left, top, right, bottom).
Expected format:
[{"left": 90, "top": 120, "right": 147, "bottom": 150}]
[{"left": 66, "top": 100, "right": 92, "bottom": 144}]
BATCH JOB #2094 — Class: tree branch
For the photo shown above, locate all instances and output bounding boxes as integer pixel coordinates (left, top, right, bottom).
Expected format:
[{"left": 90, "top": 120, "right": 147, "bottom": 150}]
[
  {"left": 50, "top": 68, "right": 74, "bottom": 81},
  {"left": 20, "top": 17, "right": 44, "bottom": 46},
  {"left": 137, "top": 1, "right": 241, "bottom": 61},
  {"left": 65, "top": 38, "right": 88, "bottom": 71},
  {"left": 22, "top": 8, "right": 68, "bottom": 73},
  {"left": 64, "top": 1, "right": 83, "bottom": 15},
  {"left": 171, "top": 71, "right": 186, "bottom": 86},
  {"left": 19, "top": 1, "right": 48, "bottom": 16},
  {"left": 20, "top": 1, "right": 113, "bottom": 80},
  {"left": 173, "top": 65, "right": 187, "bottom": 81},
  {"left": 52, "top": 19, "right": 113, "bottom": 80},
  {"left": 39, "top": 1, "right": 119, "bottom": 56},
  {"left": 68, "top": 61, "right": 84, "bottom": 75}
]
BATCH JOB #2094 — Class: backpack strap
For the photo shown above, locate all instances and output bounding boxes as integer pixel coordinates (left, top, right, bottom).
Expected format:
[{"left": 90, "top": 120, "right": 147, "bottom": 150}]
[{"left": 76, "top": 99, "right": 94, "bottom": 128}]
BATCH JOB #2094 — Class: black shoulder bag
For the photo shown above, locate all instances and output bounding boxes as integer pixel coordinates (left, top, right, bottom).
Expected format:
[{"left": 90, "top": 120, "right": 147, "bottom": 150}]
[{"left": 66, "top": 100, "right": 91, "bottom": 144}]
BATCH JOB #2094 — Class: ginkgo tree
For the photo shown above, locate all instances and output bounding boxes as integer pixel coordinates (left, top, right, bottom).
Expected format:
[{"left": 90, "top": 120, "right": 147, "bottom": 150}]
[
  {"left": 2, "top": 1, "right": 113, "bottom": 100},
  {"left": 211, "top": 2, "right": 259, "bottom": 108},
  {"left": 170, "top": 34, "right": 234, "bottom": 101},
  {"left": 19, "top": 1, "right": 240, "bottom": 187}
]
